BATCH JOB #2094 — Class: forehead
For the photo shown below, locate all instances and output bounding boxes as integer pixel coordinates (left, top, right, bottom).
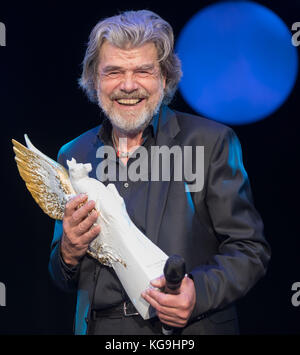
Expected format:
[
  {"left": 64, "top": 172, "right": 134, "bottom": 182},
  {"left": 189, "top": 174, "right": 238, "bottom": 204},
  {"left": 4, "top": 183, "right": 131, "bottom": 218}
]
[{"left": 98, "top": 41, "right": 159, "bottom": 68}]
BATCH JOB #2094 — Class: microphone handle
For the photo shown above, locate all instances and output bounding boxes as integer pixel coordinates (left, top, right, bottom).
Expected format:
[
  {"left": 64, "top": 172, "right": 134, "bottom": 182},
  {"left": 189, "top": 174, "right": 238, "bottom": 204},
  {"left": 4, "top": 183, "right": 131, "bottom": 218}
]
[{"left": 161, "top": 280, "right": 184, "bottom": 335}]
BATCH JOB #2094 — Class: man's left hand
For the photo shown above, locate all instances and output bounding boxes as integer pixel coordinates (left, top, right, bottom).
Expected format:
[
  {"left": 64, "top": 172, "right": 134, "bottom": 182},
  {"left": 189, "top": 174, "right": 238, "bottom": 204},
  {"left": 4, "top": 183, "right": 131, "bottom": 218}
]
[{"left": 141, "top": 275, "right": 196, "bottom": 328}]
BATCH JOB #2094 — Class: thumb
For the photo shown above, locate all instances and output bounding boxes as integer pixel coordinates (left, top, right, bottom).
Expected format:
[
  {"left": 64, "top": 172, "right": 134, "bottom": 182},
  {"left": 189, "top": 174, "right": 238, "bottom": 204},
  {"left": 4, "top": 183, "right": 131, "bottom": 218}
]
[{"left": 150, "top": 274, "right": 166, "bottom": 288}]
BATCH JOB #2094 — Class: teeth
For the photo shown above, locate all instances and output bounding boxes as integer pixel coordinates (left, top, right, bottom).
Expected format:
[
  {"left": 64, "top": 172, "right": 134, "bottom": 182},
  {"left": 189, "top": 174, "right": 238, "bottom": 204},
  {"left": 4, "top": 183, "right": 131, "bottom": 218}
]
[{"left": 117, "top": 99, "right": 141, "bottom": 105}]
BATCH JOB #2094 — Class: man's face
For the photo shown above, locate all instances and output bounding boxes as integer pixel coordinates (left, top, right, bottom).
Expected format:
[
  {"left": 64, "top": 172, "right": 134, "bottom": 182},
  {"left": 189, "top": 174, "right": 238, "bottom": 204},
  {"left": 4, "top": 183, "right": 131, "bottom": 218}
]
[{"left": 96, "top": 41, "right": 166, "bottom": 135}]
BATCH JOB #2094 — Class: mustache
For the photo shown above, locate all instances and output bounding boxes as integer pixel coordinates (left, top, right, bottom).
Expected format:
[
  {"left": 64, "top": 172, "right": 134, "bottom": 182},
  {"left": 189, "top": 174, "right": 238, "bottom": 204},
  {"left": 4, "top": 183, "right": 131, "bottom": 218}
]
[{"left": 110, "top": 91, "right": 150, "bottom": 100}]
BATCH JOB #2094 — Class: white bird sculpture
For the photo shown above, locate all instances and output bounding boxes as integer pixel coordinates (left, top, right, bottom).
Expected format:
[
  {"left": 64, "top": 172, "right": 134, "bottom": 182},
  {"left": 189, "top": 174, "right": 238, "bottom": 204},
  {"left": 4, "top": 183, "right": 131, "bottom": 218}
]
[{"left": 12, "top": 135, "right": 168, "bottom": 319}]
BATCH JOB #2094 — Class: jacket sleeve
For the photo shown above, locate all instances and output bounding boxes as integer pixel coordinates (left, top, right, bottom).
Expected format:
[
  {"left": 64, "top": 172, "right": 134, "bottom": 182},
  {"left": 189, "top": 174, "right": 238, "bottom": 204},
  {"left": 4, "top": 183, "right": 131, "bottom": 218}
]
[
  {"left": 48, "top": 149, "right": 80, "bottom": 293},
  {"left": 48, "top": 219, "right": 80, "bottom": 292},
  {"left": 190, "top": 127, "right": 271, "bottom": 319}
]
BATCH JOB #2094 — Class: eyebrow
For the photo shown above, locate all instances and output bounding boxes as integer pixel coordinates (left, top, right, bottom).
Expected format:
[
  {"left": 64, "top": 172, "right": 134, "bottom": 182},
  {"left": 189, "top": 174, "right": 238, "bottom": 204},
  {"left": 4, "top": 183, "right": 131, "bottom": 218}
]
[{"left": 101, "top": 64, "right": 155, "bottom": 73}]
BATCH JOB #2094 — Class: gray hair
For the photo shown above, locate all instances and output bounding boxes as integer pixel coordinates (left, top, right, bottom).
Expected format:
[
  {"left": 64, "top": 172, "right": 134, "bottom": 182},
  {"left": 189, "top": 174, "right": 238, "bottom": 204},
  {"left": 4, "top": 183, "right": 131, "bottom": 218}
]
[{"left": 79, "top": 10, "right": 182, "bottom": 105}]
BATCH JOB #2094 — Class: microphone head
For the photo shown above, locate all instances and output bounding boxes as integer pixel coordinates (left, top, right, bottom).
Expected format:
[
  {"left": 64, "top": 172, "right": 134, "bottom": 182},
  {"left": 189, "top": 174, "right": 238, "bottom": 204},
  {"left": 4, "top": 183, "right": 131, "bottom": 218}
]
[{"left": 163, "top": 255, "right": 186, "bottom": 284}]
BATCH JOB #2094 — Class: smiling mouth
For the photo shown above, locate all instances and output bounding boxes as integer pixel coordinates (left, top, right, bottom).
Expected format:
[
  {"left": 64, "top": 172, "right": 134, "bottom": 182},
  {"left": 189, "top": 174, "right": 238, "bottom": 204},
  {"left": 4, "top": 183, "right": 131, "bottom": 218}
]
[{"left": 115, "top": 98, "right": 145, "bottom": 106}]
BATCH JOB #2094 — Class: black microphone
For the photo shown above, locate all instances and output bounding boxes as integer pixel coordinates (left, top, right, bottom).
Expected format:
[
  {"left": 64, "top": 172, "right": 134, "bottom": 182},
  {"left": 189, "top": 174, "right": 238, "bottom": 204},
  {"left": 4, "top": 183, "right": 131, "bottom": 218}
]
[{"left": 162, "top": 254, "right": 186, "bottom": 335}]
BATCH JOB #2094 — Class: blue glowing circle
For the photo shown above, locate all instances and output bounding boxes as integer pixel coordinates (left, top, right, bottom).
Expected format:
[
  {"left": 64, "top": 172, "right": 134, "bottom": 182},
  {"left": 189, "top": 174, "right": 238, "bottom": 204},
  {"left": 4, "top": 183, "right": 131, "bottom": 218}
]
[{"left": 176, "top": 1, "right": 298, "bottom": 125}]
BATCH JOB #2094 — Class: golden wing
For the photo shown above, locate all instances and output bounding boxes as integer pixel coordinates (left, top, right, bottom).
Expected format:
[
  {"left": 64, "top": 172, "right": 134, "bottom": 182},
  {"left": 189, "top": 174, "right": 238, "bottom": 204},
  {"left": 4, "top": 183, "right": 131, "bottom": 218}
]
[{"left": 12, "top": 136, "right": 76, "bottom": 220}]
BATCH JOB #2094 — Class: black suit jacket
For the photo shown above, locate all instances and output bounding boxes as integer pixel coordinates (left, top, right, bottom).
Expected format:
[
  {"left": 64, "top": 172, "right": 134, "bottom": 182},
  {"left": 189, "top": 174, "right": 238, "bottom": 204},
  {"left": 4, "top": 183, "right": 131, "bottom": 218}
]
[{"left": 49, "top": 105, "right": 271, "bottom": 334}]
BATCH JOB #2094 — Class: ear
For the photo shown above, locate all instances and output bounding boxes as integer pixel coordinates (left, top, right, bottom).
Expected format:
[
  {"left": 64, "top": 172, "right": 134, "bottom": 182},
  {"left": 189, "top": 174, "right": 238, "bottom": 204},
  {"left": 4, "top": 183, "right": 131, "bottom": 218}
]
[
  {"left": 162, "top": 75, "right": 167, "bottom": 90},
  {"left": 66, "top": 159, "right": 72, "bottom": 169},
  {"left": 84, "top": 163, "right": 92, "bottom": 173},
  {"left": 67, "top": 157, "right": 77, "bottom": 169}
]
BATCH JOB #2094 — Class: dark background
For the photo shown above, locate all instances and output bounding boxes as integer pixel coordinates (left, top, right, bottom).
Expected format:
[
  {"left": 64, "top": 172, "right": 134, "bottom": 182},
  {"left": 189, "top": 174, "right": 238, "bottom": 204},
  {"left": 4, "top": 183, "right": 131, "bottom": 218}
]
[{"left": 0, "top": 0, "right": 299, "bottom": 334}]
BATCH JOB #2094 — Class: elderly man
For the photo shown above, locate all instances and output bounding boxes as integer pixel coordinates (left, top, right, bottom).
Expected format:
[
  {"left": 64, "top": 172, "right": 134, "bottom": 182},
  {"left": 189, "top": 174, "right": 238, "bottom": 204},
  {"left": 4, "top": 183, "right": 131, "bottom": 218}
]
[{"left": 49, "top": 10, "right": 271, "bottom": 335}]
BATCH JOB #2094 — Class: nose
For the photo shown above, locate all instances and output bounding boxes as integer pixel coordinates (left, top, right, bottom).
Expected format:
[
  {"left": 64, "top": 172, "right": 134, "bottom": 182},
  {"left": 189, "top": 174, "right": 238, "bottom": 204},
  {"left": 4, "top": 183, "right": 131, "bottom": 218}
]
[{"left": 119, "top": 72, "right": 139, "bottom": 93}]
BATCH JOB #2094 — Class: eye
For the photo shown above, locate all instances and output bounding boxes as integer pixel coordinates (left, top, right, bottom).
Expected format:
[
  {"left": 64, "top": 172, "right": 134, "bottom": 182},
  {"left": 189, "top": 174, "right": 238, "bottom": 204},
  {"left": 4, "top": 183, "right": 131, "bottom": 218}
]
[
  {"left": 136, "top": 70, "right": 151, "bottom": 77},
  {"left": 107, "top": 71, "right": 122, "bottom": 78}
]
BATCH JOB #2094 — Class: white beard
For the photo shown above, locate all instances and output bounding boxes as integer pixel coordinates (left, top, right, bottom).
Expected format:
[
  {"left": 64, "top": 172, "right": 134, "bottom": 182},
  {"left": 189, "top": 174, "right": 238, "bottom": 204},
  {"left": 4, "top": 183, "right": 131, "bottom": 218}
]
[{"left": 97, "top": 84, "right": 164, "bottom": 135}]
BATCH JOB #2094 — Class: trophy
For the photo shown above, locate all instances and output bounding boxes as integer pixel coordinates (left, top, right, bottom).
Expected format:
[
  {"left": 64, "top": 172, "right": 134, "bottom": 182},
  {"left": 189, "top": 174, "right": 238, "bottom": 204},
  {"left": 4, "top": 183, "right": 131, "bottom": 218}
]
[{"left": 12, "top": 135, "right": 168, "bottom": 319}]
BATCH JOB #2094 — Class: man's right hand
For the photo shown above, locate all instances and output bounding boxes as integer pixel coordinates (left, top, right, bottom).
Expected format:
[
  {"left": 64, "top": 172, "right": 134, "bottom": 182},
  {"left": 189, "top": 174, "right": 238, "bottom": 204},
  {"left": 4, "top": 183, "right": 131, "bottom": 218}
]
[{"left": 60, "top": 194, "right": 101, "bottom": 267}]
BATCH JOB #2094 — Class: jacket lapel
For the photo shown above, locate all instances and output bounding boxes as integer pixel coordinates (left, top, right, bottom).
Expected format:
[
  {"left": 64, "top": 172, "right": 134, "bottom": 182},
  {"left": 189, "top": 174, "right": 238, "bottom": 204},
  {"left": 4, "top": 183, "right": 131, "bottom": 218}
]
[{"left": 145, "top": 105, "right": 180, "bottom": 245}]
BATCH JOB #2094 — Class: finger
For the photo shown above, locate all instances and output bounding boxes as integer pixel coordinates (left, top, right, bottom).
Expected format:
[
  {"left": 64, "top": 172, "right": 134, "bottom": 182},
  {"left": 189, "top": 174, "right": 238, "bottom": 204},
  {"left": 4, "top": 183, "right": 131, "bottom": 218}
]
[
  {"left": 81, "top": 223, "right": 101, "bottom": 244},
  {"left": 142, "top": 290, "right": 187, "bottom": 327},
  {"left": 141, "top": 290, "right": 178, "bottom": 317},
  {"left": 145, "top": 288, "right": 181, "bottom": 309},
  {"left": 150, "top": 275, "right": 166, "bottom": 288},
  {"left": 64, "top": 193, "right": 88, "bottom": 217},
  {"left": 159, "top": 314, "right": 186, "bottom": 328},
  {"left": 157, "top": 307, "right": 189, "bottom": 323},
  {"left": 71, "top": 200, "right": 96, "bottom": 225},
  {"left": 141, "top": 290, "right": 162, "bottom": 313},
  {"left": 75, "top": 210, "right": 99, "bottom": 236}
]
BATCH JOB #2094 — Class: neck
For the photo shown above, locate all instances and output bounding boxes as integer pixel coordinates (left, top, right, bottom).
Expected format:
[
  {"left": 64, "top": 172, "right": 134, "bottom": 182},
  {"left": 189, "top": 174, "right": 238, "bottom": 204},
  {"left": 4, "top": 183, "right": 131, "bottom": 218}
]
[{"left": 112, "top": 128, "right": 143, "bottom": 151}]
